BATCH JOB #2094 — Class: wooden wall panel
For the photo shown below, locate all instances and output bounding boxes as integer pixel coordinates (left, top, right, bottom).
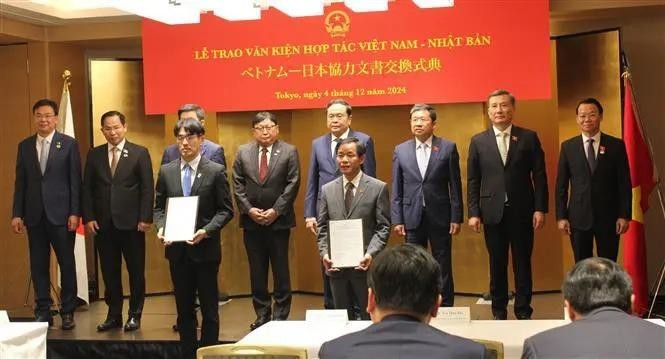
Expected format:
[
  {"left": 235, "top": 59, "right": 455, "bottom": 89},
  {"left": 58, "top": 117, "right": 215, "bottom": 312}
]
[{"left": 0, "top": 44, "right": 33, "bottom": 310}]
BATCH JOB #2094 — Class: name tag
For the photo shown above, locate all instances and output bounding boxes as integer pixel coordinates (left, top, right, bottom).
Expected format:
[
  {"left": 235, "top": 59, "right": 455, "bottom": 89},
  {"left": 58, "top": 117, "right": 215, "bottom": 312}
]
[
  {"left": 435, "top": 307, "right": 471, "bottom": 322},
  {"left": 305, "top": 309, "right": 348, "bottom": 324}
]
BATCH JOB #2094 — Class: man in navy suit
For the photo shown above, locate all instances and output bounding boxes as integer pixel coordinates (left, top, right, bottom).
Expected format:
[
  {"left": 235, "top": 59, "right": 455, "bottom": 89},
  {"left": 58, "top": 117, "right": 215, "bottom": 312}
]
[
  {"left": 304, "top": 99, "right": 376, "bottom": 310},
  {"left": 82, "top": 110, "right": 154, "bottom": 332},
  {"left": 319, "top": 244, "right": 487, "bottom": 359},
  {"left": 12, "top": 98, "right": 81, "bottom": 330},
  {"left": 555, "top": 98, "right": 631, "bottom": 262},
  {"left": 161, "top": 104, "right": 228, "bottom": 331},
  {"left": 391, "top": 104, "right": 463, "bottom": 307},
  {"left": 467, "top": 90, "right": 548, "bottom": 320},
  {"left": 154, "top": 119, "right": 234, "bottom": 359},
  {"left": 161, "top": 103, "right": 226, "bottom": 168}
]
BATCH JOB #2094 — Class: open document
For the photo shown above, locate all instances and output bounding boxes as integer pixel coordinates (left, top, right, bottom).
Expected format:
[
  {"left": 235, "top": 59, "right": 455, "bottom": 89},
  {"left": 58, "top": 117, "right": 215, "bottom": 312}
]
[{"left": 329, "top": 218, "right": 364, "bottom": 268}]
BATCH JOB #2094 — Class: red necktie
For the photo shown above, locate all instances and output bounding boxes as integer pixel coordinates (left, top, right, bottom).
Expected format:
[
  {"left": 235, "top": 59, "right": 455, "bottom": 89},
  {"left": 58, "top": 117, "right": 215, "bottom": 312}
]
[{"left": 259, "top": 147, "right": 268, "bottom": 181}]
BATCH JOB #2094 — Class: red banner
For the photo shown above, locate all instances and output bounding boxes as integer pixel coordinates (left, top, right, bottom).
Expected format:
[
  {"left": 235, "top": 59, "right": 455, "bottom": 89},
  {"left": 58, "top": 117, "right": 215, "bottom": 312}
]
[{"left": 142, "top": 0, "right": 550, "bottom": 114}]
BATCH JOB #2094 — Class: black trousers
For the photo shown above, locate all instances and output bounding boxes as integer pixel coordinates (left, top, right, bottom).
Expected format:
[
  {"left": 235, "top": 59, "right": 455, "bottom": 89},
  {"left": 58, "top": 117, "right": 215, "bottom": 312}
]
[
  {"left": 27, "top": 215, "right": 77, "bottom": 316},
  {"left": 328, "top": 268, "right": 370, "bottom": 320},
  {"left": 483, "top": 204, "right": 534, "bottom": 318},
  {"left": 243, "top": 228, "right": 292, "bottom": 320},
  {"left": 570, "top": 223, "right": 619, "bottom": 262},
  {"left": 95, "top": 224, "right": 145, "bottom": 318},
  {"left": 406, "top": 209, "right": 454, "bottom": 306},
  {"left": 169, "top": 256, "right": 219, "bottom": 359},
  {"left": 320, "top": 262, "right": 335, "bottom": 309}
]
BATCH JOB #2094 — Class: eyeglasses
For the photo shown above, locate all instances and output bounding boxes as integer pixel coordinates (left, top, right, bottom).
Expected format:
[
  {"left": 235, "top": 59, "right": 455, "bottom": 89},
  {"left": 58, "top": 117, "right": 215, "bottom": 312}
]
[
  {"left": 411, "top": 116, "right": 430, "bottom": 123},
  {"left": 254, "top": 124, "right": 277, "bottom": 132},
  {"left": 34, "top": 114, "right": 55, "bottom": 120},
  {"left": 176, "top": 134, "right": 200, "bottom": 143}
]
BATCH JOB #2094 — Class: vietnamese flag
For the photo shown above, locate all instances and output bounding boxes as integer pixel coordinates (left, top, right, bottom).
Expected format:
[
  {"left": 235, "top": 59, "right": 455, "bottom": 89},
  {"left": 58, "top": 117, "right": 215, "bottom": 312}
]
[{"left": 622, "top": 72, "right": 655, "bottom": 316}]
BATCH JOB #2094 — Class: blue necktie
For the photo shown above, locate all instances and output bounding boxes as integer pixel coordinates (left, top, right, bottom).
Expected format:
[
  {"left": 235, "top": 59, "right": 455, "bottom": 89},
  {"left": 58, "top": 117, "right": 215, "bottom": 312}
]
[{"left": 182, "top": 164, "right": 192, "bottom": 196}]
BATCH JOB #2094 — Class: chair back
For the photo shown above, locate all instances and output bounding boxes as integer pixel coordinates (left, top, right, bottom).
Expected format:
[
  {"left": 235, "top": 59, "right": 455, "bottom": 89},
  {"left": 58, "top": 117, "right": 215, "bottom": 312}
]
[
  {"left": 197, "top": 344, "right": 308, "bottom": 359},
  {"left": 472, "top": 339, "right": 504, "bottom": 359}
]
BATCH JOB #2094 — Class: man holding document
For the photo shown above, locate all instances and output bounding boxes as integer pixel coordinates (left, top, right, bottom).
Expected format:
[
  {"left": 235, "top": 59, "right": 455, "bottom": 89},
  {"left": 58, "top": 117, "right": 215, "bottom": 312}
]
[
  {"left": 154, "top": 119, "right": 234, "bottom": 359},
  {"left": 317, "top": 137, "right": 390, "bottom": 320}
]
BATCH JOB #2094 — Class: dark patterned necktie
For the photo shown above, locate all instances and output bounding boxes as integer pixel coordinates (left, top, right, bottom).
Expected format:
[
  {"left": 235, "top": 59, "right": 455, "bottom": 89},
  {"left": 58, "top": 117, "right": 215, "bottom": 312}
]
[
  {"left": 345, "top": 182, "right": 354, "bottom": 213},
  {"left": 587, "top": 139, "right": 597, "bottom": 173},
  {"left": 259, "top": 147, "right": 268, "bottom": 181}
]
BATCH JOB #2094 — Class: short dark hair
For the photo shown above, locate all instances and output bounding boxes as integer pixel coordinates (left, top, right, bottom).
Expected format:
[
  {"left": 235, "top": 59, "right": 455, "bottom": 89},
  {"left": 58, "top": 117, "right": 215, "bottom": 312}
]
[
  {"left": 368, "top": 244, "right": 442, "bottom": 316},
  {"left": 33, "top": 99, "right": 58, "bottom": 115},
  {"left": 576, "top": 98, "right": 604, "bottom": 115},
  {"left": 173, "top": 118, "right": 205, "bottom": 137},
  {"left": 100, "top": 110, "right": 126, "bottom": 127},
  {"left": 563, "top": 257, "right": 632, "bottom": 315},
  {"left": 326, "top": 99, "right": 352, "bottom": 116},
  {"left": 178, "top": 103, "right": 205, "bottom": 121},
  {"left": 252, "top": 111, "right": 278, "bottom": 127},
  {"left": 338, "top": 137, "right": 366, "bottom": 157},
  {"left": 487, "top": 89, "right": 515, "bottom": 106},
  {"left": 410, "top": 103, "right": 437, "bottom": 122}
]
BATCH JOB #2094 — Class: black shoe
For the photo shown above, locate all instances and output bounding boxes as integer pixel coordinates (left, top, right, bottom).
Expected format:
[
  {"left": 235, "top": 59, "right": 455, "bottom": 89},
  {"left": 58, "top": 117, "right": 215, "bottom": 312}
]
[
  {"left": 493, "top": 312, "right": 507, "bottom": 320},
  {"left": 35, "top": 315, "right": 53, "bottom": 327},
  {"left": 124, "top": 316, "right": 141, "bottom": 331},
  {"left": 516, "top": 313, "right": 532, "bottom": 320},
  {"left": 250, "top": 316, "right": 270, "bottom": 331},
  {"left": 97, "top": 317, "right": 123, "bottom": 332},
  {"left": 61, "top": 313, "right": 76, "bottom": 330},
  {"left": 172, "top": 317, "right": 198, "bottom": 332},
  {"left": 218, "top": 291, "right": 230, "bottom": 301}
]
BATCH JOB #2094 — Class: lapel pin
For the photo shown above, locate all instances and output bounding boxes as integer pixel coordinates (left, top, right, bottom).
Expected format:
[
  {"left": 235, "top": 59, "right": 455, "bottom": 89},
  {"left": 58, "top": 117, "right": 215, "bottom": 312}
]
[
  {"left": 123, "top": 149, "right": 128, "bottom": 154},
  {"left": 56, "top": 141, "right": 61, "bottom": 149},
  {"left": 197, "top": 173, "right": 202, "bottom": 178},
  {"left": 511, "top": 136, "right": 518, "bottom": 142},
  {"left": 123, "top": 154, "right": 128, "bottom": 157},
  {"left": 599, "top": 146, "right": 606, "bottom": 154},
  {"left": 432, "top": 145, "right": 440, "bottom": 152}
]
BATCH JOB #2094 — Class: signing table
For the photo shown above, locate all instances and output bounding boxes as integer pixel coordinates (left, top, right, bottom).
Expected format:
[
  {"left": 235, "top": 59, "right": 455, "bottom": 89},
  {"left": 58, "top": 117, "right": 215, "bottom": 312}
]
[
  {"left": 238, "top": 319, "right": 570, "bottom": 359},
  {"left": 0, "top": 322, "right": 48, "bottom": 358}
]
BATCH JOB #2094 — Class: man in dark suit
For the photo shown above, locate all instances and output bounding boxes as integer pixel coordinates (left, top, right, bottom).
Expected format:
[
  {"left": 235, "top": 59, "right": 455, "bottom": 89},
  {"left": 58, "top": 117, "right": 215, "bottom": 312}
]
[
  {"left": 232, "top": 112, "right": 300, "bottom": 330},
  {"left": 555, "top": 98, "right": 631, "bottom": 262},
  {"left": 154, "top": 119, "right": 234, "bottom": 359},
  {"left": 317, "top": 138, "right": 390, "bottom": 320},
  {"left": 522, "top": 257, "right": 665, "bottom": 358},
  {"left": 305, "top": 99, "right": 376, "bottom": 311},
  {"left": 319, "top": 244, "right": 487, "bottom": 359},
  {"left": 391, "top": 104, "right": 463, "bottom": 307},
  {"left": 161, "top": 103, "right": 228, "bottom": 331},
  {"left": 467, "top": 90, "right": 548, "bottom": 320},
  {"left": 161, "top": 103, "right": 226, "bottom": 167},
  {"left": 11, "top": 98, "right": 81, "bottom": 330},
  {"left": 82, "top": 110, "right": 154, "bottom": 332}
]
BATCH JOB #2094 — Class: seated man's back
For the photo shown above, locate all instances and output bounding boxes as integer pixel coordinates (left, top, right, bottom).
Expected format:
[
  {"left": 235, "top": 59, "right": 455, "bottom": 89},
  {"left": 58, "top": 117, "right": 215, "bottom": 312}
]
[{"left": 319, "top": 314, "right": 486, "bottom": 359}]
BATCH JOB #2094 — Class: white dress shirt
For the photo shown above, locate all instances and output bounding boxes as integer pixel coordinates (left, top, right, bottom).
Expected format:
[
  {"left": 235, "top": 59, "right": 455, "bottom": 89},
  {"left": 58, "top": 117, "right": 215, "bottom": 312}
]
[
  {"left": 36, "top": 130, "right": 56, "bottom": 162},
  {"left": 107, "top": 138, "right": 126, "bottom": 167},
  {"left": 331, "top": 128, "right": 351, "bottom": 157},
  {"left": 582, "top": 132, "right": 601, "bottom": 158}
]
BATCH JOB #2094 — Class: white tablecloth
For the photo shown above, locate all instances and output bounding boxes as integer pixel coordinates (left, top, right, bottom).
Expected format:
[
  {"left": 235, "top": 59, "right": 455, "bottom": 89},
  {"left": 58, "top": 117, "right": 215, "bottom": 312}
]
[
  {"left": 0, "top": 322, "right": 48, "bottom": 359},
  {"left": 238, "top": 319, "right": 569, "bottom": 359}
]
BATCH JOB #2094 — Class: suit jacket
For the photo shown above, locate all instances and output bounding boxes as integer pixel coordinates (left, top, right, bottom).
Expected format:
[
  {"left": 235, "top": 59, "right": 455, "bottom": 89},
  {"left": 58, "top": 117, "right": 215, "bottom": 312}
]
[
  {"left": 13, "top": 132, "right": 81, "bottom": 227},
  {"left": 154, "top": 157, "right": 234, "bottom": 263},
  {"left": 233, "top": 140, "right": 301, "bottom": 231},
  {"left": 304, "top": 129, "right": 376, "bottom": 219},
  {"left": 391, "top": 136, "right": 463, "bottom": 229},
  {"left": 161, "top": 139, "right": 226, "bottom": 168},
  {"left": 319, "top": 314, "right": 487, "bottom": 359},
  {"left": 316, "top": 173, "right": 390, "bottom": 259},
  {"left": 555, "top": 133, "right": 631, "bottom": 230},
  {"left": 82, "top": 141, "right": 154, "bottom": 231},
  {"left": 467, "top": 126, "right": 548, "bottom": 225},
  {"left": 522, "top": 307, "right": 665, "bottom": 359}
]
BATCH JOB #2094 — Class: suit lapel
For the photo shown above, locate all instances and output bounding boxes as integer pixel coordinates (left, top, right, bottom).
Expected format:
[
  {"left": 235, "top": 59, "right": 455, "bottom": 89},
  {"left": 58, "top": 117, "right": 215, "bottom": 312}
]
[
  {"left": 404, "top": 139, "right": 421, "bottom": 181},
  {"left": 190, "top": 158, "right": 206, "bottom": 195},
  {"left": 571, "top": 135, "right": 592, "bottom": 176},
  {"left": 29, "top": 135, "right": 42, "bottom": 177},
  {"left": 347, "top": 174, "right": 369, "bottom": 217},
  {"left": 325, "top": 133, "right": 337, "bottom": 169},
  {"left": 43, "top": 132, "right": 61, "bottom": 175},
  {"left": 247, "top": 143, "right": 260, "bottom": 184},
  {"left": 505, "top": 126, "right": 519, "bottom": 167},
  {"left": 172, "top": 159, "right": 185, "bottom": 197},
  {"left": 112, "top": 141, "right": 131, "bottom": 179},
  {"left": 594, "top": 133, "right": 607, "bottom": 176},
  {"left": 264, "top": 140, "right": 282, "bottom": 183},
  {"left": 423, "top": 136, "right": 439, "bottom": 180},
  {"left": 484, "top": 129, "right": 504, "bottom": 166}
]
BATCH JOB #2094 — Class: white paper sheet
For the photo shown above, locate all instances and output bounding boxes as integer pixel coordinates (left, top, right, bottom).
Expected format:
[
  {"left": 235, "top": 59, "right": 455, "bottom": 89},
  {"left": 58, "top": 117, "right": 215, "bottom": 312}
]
[
  {"left": 164, "top": 196, "right": 199, "bottom": 242},
  {"left": 329, "top": 218, "right": 364, "bottom": 268}
]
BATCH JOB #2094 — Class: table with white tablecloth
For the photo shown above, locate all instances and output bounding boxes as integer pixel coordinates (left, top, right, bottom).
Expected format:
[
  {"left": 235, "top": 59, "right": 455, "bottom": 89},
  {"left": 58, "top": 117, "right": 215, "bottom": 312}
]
[
  {"left": 0, "top": 322, "right": 48, "bottom": 359},
  {"left": 238, "top": 319, "right": 569, "bottom": 359}
]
